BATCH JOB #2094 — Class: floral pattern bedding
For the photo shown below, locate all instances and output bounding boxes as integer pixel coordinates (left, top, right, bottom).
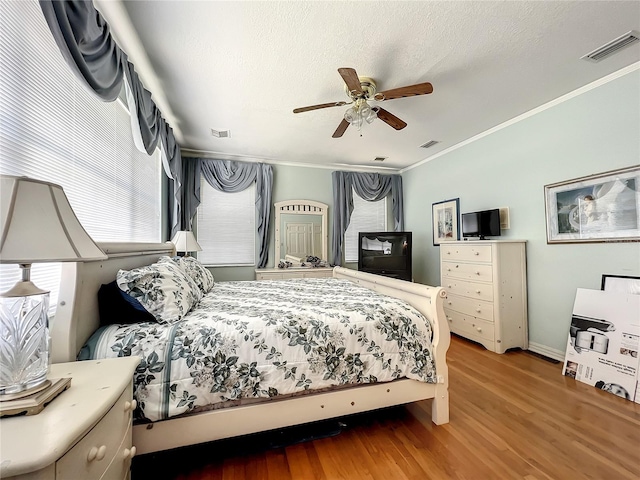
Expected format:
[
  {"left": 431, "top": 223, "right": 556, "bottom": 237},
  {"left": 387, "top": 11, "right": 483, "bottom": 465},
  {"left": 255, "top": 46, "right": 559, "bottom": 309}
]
[{"left": 80, "top": 278, "right": 436, "bottom": 422}]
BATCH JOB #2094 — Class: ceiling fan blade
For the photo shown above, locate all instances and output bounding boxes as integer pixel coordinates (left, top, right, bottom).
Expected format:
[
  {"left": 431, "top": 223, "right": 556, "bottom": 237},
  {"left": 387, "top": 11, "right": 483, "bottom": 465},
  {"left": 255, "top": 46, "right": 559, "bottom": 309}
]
[
  {"left": 293, "top": 101, "right": 347, "bottom": 114},
  {"left": 376, "top": 82, "right": 433, "bottom": 101},
  {"left": 373, "top": 107, "right": 407, "bottom": 130},
  {"left": 338, "top": 68, "right": 363, "bottom": 95},
  {"left": 332, "top": 119, "right": 350, "bottom": 138}
]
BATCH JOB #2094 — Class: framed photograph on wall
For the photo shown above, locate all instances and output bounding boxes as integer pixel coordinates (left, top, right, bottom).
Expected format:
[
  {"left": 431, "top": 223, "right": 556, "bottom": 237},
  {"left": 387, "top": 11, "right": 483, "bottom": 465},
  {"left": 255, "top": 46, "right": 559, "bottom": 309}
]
[
  {"left": 432, "top": 198, "right": 460, "bottom": 246},
  {"left": 544, "top": 165, "right": 640, "bottom": 244}
]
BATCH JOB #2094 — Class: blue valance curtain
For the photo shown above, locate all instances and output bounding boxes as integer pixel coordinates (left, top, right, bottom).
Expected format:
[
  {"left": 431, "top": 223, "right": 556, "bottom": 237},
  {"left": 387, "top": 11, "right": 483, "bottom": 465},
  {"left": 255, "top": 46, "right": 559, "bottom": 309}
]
[
  {"left": 39, "top": 0, "right": 184, "bottom": 237},
  {"left": 331, "top": 171, "right": 404, "bottom": 266},
  {"left": 185, "top": 158, "right": 273, "bottom": 269}
]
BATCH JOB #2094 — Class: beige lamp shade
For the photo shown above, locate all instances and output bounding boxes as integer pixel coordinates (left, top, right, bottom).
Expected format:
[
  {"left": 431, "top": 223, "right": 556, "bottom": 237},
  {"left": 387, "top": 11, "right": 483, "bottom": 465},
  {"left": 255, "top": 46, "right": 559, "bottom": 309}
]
[
  {"left": 171, "top": 230, "right": 202, "bottom": 253},
  {"left": 0, "top": 175, "right": 107, "bottom": 264}
]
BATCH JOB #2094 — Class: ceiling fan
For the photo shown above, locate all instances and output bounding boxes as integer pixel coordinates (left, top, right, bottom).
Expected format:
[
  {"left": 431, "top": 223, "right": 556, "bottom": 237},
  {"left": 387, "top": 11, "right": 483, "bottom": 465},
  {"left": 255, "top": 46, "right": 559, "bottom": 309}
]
[{"left": 293, "top": 67, "right": 433, "bottom": 138}]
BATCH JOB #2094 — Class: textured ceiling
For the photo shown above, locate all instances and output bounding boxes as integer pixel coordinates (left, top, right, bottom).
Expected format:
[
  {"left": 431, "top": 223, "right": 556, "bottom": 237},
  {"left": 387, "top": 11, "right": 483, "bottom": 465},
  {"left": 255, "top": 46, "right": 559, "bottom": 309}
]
[{"left": 96, "top": 1, "right": 640, "bottom": 171}]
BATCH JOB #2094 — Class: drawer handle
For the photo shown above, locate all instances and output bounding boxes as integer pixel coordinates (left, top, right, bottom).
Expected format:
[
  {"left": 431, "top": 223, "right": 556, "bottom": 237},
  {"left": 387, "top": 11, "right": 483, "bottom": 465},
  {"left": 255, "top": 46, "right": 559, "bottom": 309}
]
[
  {"left": 476, "top": 290, "right": 481, "bottom": 294},
  {"left": 447, "top": 284, "right": 452, "bottom": 288},
  {"left": 475, "top": 271, "right": 480, "bottom": 275},
  {"left": 476, "top": 308, "right": 481, "bottom": 313},
  {"left": 124, "top": 399, "right": 138, "bottom": 412},
  {"left": 447, "top": 268, "right": 451, "bottom": 271},
  {"left": 474, "top": 252, "right": 479, "bottom": 255},
  {"left": 88, "top": 445, "right": 107, "bottom": 462},
  {"left": 476, "top": 327, "right": 482, "bottom": 333},
  {"left": 447, "top": 316, "right": 452, "bottom": 322},
  {"left": 124, "top": 446, "right": 137, "bottom": 460},
  {"left": 446, "top": 251, "right": 450, "bottom": 254},
  {"left": 448, "top": 301, "right": 452, "bottom": 305}
]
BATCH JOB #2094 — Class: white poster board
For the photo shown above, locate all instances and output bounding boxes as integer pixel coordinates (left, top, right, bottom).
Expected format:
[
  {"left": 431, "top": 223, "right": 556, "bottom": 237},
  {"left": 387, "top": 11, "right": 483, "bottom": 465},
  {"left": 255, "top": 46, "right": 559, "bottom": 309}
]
[{"left": 562, "top": 289, "right": 640, "bottom": 403}]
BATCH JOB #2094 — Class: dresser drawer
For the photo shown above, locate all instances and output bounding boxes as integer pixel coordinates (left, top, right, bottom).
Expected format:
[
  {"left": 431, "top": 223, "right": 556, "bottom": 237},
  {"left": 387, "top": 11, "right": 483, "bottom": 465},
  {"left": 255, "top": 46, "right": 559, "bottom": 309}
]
[
  {"left": 441, "top": 244, "right": 492, "bottom": 263},
  {"left": 445, "top": 309, "right": 495, "bottom": 343},
  {"left": 56, "top": 384, "right": 133, "bottom": 480},
  {"left": 441, "top": 261, "right": 493, "bottom": 282},
  {"left": 444, "top": 294, "right": 494, "bottom": 322},
  {"left": 442, "top": 278, "right": 493, "bottom": 302}
]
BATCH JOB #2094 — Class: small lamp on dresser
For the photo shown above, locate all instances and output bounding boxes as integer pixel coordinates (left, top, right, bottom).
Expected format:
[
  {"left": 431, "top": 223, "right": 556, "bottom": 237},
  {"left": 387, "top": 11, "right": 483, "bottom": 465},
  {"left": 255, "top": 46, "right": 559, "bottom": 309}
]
[
  {"left": 0, "top": 175, "right": 107, "bottom": 400},
  {"left": 171, "top": 230, "right": 202, "bottom": 257}
]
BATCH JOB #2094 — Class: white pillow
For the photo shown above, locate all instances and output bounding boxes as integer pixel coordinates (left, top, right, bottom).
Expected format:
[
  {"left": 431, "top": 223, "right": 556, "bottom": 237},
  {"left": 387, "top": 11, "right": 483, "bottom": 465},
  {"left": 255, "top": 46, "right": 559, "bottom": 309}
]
[
  {"left": 117, "top": 259, "right": 202, "bottom": 324},
  {"left": 162, "top": 256, "right": 214, "bottom": 294}
]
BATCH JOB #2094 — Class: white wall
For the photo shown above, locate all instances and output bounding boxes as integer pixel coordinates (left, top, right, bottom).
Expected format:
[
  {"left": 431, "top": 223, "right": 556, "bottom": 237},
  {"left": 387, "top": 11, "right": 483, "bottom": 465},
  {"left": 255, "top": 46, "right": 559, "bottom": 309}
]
[{"left": 403, "top": 69, "right": 640, "bottom": 356}]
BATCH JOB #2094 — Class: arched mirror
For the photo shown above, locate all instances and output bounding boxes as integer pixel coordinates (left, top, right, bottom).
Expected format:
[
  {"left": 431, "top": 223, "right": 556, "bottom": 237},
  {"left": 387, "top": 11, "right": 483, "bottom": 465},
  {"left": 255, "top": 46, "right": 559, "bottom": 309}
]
[{"left": 274, "top": 200, "right": 328, "bottom": 262}]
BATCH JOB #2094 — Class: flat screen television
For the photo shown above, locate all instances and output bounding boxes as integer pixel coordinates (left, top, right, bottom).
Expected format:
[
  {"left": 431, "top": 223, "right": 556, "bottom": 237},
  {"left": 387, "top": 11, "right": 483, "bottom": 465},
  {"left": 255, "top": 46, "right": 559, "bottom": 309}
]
[
  {"left": 358, "top": 232, "right": 412, "bottom": 281},
  {"left": 461, "top": 209, "right": 501, "bottom": 240}
]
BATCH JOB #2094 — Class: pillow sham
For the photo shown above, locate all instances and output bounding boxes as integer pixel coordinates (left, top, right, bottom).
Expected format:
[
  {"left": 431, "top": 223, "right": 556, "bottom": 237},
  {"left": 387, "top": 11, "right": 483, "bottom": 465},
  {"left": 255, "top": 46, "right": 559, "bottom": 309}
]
[
  {"left": 97, "top": 281, "right": 155, "bottom": 326},
  {"left": 116, "top": 259, "right": 203, "bottom": 324},
  {"left": 163, "top": 255, "right": 214, "bottom": 294}
]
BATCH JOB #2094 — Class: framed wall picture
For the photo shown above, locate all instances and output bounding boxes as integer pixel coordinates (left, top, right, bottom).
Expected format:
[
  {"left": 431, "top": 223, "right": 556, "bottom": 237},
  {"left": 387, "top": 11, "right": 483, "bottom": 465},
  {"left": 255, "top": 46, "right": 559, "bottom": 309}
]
[
  {"left": 601, "top": 274, "right": 640, "bottom": 295},
  {"left": 432, "top": 198, "right": 460, "bottom": 246},
  {"left": 544, "top": 165, "right": 640, "bottom": 244}
]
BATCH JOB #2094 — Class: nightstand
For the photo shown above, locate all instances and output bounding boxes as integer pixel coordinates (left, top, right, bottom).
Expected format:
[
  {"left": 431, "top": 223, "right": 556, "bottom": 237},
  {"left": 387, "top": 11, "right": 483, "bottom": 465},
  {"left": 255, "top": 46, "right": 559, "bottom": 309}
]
[{"left": 1, "top": 356, "right": 140, "bottom": 480}]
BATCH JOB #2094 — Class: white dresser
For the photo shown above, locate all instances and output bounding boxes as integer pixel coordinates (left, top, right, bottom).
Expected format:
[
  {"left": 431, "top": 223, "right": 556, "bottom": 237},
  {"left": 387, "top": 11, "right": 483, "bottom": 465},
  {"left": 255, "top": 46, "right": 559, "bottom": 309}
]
[
  {"left": 1, "top": 357, "right": 140, "bottom": 480},
  {"left": 255, "top": 267, "right": 334, "bottom": 280},
  {"left": 440, "top": 240, "right": 528, "bottom": 353}
]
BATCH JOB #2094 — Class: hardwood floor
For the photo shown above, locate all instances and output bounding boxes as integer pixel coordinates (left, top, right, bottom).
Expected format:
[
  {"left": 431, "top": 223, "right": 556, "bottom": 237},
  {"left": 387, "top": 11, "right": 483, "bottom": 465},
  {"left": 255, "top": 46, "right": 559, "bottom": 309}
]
[{"left": 132, "top": 335, "right": 640, "bottom": 479}]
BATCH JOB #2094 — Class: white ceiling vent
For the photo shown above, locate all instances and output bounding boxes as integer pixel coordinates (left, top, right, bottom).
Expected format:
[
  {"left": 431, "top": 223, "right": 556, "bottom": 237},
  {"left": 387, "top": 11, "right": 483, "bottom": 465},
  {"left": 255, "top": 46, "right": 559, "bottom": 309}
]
[
  {"left": 373, "top": 156, "right": 387, "bottom": 162},
  {"left": 581, "top": 31, "right": 640, "bottom": 62},
  {"left": 419, "top": 140, "right": 439, "bottom": 149},
  {"left": 211, "top": 128, "right": 231, "bottom": 138}
]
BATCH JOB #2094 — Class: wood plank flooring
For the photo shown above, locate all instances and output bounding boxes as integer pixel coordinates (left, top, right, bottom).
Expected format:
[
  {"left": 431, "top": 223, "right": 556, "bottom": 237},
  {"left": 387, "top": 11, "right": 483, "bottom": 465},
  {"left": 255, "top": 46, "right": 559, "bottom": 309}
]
[{"left": 131, "top": 335, "right": 640, "bottom": 479}]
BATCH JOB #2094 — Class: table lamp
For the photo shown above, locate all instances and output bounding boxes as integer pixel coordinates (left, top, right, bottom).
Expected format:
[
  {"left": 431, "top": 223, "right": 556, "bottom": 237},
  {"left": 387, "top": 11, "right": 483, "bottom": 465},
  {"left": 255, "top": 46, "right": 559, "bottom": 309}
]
[
  {"left": 171, "top": 230, "right": 202, "bottom": 257},
  {"left": 0, "top": 175, "right": 107, "bottom": 398}
]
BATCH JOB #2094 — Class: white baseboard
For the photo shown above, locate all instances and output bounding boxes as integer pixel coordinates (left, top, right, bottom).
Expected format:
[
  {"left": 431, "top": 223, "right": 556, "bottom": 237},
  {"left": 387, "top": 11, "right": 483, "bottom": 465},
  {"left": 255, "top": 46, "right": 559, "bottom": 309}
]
[{"left": 527, "top": 342, "right": 565, "bottom": 362}]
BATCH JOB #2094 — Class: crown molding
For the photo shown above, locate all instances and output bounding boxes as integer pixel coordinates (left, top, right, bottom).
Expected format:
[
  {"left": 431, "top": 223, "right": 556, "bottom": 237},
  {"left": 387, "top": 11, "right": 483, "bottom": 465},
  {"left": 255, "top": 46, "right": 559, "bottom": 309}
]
[{"left": 401, "top": 62, "right": 640, "bottom": 174}]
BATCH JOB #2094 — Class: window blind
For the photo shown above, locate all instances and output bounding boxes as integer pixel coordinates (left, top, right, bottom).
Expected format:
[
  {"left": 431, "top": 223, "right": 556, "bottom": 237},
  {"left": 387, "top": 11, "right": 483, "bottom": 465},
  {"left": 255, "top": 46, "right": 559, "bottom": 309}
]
[
  {"left": 197, "top": 180, "right": 256, "bottom": 266},
  {"left": 0, "top": 0, "right": 162, "bottom": 312},
  {"left": 344, "top": 190, "right": 388, "bottom": 263}
]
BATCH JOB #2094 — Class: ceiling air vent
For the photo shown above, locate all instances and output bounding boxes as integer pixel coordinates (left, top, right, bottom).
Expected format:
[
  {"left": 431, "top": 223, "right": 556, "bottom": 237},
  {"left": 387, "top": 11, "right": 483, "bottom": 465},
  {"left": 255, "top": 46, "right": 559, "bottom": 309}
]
[
  {"left": 419, "top": 140, "right": 439, "bottom": 149},
  {"left": 373, "top": 156, "right": 387, "bottom": 162},
  {"left": 211, "top": 128, "right": 231, "bottom": 138},
  {"left": 581, "top": 31, "right": 640, "bottom": 63}
]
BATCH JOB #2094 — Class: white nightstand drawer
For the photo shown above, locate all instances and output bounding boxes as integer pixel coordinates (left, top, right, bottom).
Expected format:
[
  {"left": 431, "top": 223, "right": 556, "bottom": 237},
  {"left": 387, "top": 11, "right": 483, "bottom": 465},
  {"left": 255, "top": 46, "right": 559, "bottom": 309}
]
[
  {"left": 441, "top": 261, "right": 493, "bottom": 282},
  {"left": 441, "top": 244, "right": 492, "bottom": 263},
  {"left": 442, "top": 278, "right": 494, "bottom": 302},
  {"left": 101, "top": 426, "right": 134, "bottom": 480},
  {"left": 56, "top": 384, "right": 133, "bottom": 480},
  {"left": 445, "top": 309, "right": 495, "bottom": 343},
  {"left": 444, "top": 294, "right": 494, "bottom": 322}
]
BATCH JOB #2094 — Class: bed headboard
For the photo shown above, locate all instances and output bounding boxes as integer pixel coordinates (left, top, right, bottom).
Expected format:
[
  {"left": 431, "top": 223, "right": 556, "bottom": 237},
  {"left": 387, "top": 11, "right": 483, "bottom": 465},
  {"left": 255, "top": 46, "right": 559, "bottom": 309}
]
[{"left": 52, "top": 242, "right": 174, "bottom": 363}]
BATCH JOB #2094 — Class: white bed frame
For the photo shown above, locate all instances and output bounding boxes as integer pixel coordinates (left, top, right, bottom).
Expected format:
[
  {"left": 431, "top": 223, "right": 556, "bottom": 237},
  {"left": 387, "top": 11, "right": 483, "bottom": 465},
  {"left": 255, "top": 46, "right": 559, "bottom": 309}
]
[{"left": 52, "top": 242, "right": 450, "bottom": 454}]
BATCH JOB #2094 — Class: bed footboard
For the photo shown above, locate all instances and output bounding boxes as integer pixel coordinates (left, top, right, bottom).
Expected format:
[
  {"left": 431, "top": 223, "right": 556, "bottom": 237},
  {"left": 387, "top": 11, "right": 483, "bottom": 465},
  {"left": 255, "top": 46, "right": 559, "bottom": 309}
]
[{"left": 332, "top": 267, "right": 450, "bottom": 424}]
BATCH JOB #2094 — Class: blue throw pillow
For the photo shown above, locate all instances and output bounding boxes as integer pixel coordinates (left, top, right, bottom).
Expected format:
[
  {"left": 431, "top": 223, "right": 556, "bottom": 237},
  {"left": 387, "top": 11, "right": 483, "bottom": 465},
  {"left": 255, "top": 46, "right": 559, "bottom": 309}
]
[{"left": 97, "top": 281, "right": 155, "bottom": 325}]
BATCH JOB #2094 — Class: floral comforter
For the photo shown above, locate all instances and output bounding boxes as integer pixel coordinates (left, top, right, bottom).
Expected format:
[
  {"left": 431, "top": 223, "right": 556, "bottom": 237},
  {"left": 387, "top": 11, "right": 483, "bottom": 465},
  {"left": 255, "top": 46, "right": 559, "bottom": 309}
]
[{"left": 79, "top": 278, "right": 436, "bottom": 422}]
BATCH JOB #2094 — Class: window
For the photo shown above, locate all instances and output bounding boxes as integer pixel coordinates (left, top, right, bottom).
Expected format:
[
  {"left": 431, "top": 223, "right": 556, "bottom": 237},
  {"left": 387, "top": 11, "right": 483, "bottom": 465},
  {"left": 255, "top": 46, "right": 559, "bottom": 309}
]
[
  {"left": 344, "top": 191, "right": 387, "bottom": 263},
  {"left": 0, "top": 0, "right": 162, "bottom": 312},
  {"left": 197, "top": 179, "right": 256, "bottom": 266}
]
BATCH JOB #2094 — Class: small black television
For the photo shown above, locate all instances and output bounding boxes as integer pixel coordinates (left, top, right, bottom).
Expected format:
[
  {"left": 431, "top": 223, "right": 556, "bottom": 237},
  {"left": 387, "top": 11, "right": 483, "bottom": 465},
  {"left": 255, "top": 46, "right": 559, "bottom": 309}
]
[
  {"left": 461, "top": 209, "right": 501, "bottom": 240},
  {"left": 358, "top": 232, "right": 412, "bottom": 281}
]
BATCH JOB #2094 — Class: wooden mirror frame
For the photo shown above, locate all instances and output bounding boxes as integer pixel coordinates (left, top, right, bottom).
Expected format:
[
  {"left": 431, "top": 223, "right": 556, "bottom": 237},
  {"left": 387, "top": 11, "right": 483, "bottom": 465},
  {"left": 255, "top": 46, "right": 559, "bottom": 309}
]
[{"left": 274, "top": 200, "right": 328, "bottom": 263}]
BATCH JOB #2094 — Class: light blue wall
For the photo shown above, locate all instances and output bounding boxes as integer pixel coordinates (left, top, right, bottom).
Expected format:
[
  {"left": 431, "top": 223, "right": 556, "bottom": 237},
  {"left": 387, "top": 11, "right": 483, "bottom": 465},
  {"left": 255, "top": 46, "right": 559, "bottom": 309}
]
[{"left": 403, "top": 70, "right": 640, "bottom": 354}]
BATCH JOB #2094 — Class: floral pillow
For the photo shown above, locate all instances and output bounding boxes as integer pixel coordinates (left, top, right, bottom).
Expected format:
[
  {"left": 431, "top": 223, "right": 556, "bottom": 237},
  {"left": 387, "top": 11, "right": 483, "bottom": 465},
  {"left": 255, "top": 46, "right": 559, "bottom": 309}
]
[
  {"left": 162, "top": 255, "right": 214, "bottom": 294},
  {"left": 116, "top": 259, "right": 203, "bottom": 325}
]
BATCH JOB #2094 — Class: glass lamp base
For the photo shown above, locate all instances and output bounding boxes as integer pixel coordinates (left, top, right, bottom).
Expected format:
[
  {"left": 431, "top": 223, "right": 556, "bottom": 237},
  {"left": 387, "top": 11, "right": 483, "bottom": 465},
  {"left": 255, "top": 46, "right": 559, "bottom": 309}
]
[{"left": 0, "top": 293, "right": 50, "bottom": 396}]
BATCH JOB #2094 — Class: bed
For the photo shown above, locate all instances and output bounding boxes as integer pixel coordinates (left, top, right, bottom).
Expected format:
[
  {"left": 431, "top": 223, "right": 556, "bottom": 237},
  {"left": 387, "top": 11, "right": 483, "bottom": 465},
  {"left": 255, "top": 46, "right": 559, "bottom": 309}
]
[{"left": 51, "top": 242, "right": 450, "bottom": 454}]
